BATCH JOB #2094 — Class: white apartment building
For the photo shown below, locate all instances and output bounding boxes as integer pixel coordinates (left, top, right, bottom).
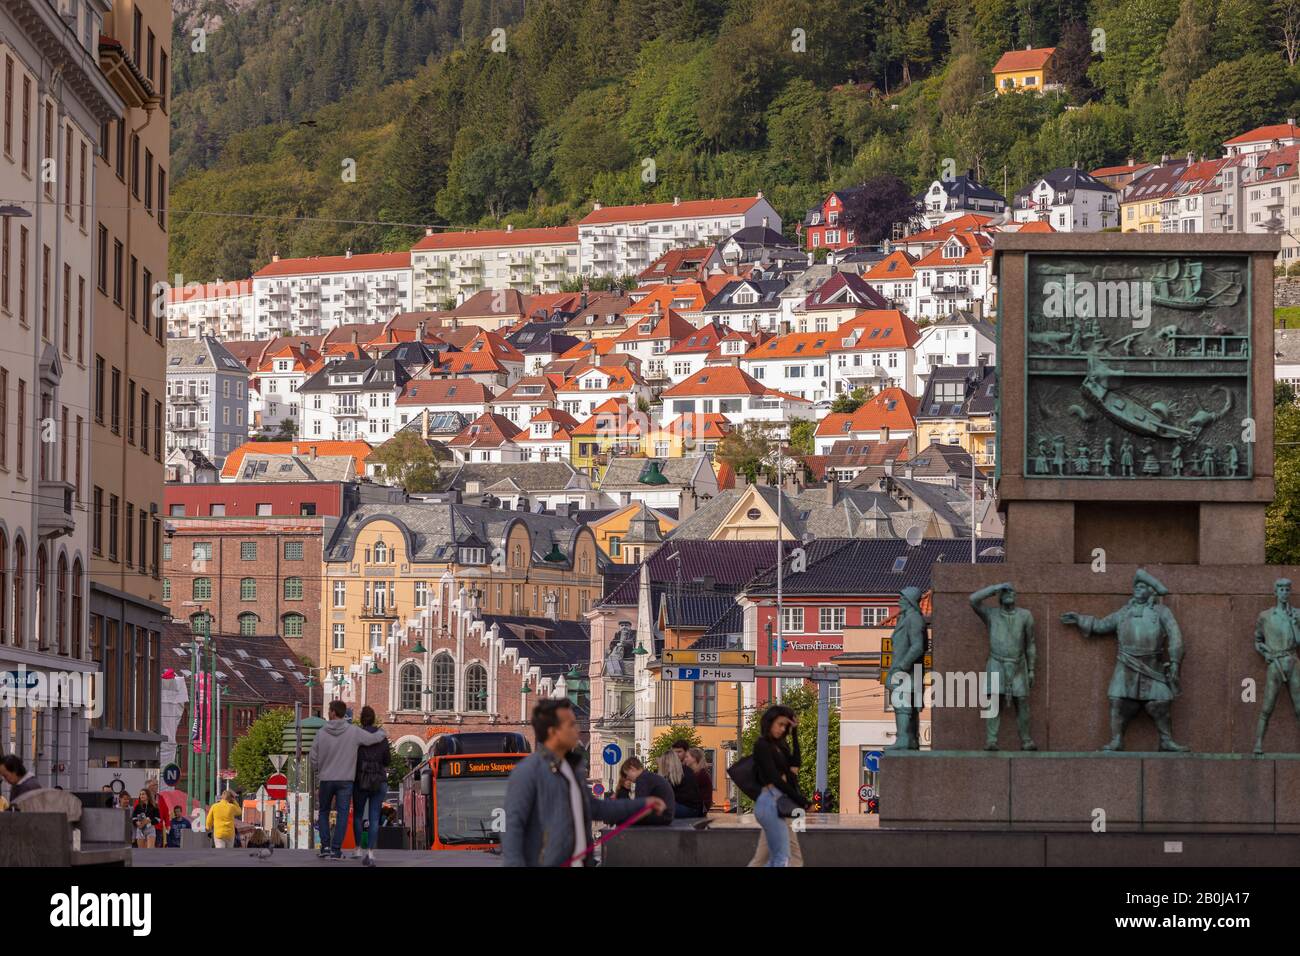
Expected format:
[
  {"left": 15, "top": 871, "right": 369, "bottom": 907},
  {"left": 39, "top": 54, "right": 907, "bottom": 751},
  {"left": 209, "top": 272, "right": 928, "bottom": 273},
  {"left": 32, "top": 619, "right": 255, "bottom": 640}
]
[
  {"left": 165, "top": 279, "right": 254, "bottom": 338},
  {"left": 913, "top": 312, "right": 997, "bottom": 387},
  {"left": 1159, "top": 159, "right": 1228, "bottom": 234},
  {"left": 254, "top": 340, "right": 317, "bottom": 434},
  {"left": 409, "top": 225, "right": 579, "bottom": 309},
  {"left": 297, "top": 356, "right": 410, "bottom": 442},
  {"left": 863, "top": 251, "right": 919, "bottom": 315},
  {"left": 0, "top": 0, "right": 120, "bottom": 790},
  {"left": 660, "top": 366, "right": 814, "bottom": 436},
  {"left": 579, "top": 195, "right": 782, "bottom": 280},
  {"left": 917, "top": 174, "right": 1007, "bottom": 228},
  {"left": 740, "top": 331, "right": 837, "bottom": 404},
  {"left": 252, "top": 250, "right": 412, "bottom": 337},
  {"left": 165, "top": 338, "right": 251, "bottom": 467},
  {"left": 912, "top": 233, "right": 995, "bottom": 321},
  {"left": 1013, "top": 168, "right": 1118, "bottom": 231},
  {"left": 828, "top": 311, "right": 923, "bottom": 397},
  {"left": 1222, "top": 121, "right": 1300, "bottom": 157}
]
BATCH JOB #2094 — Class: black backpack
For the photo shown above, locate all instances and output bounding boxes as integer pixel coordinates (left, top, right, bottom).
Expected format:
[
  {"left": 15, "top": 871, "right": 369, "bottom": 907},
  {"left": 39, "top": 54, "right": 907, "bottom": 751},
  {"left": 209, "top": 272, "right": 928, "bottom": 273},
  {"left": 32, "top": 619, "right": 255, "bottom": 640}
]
[{"left": 356, "top": 735, "right": 391, "bottom": 792}]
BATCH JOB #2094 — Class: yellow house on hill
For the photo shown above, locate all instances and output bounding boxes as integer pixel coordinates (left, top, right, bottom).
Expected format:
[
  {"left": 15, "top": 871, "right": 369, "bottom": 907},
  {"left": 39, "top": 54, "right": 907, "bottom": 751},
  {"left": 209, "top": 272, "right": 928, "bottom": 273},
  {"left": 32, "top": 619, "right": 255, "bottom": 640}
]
[
  {"left": 992, "top": 46, "right": 1056, "bottom": 95},
  {"left": 589, "top": 503, "right": 677, "bottom": 564}
]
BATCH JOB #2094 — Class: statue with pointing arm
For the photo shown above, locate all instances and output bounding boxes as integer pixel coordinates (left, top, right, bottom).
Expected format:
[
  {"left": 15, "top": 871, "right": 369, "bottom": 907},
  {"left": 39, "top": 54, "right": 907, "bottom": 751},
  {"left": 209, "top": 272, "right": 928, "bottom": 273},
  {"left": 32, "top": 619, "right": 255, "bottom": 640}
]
[{"left": 1059, "top": 568, "right": 1189, "bottom": 753}]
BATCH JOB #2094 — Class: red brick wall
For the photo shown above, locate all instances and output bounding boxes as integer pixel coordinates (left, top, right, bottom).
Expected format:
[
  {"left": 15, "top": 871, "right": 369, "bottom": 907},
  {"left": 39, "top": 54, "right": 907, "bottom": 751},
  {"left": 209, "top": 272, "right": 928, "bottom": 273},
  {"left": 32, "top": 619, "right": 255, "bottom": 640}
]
[{"left": 164, "top": 520, "right": 325, "bottom": 662}]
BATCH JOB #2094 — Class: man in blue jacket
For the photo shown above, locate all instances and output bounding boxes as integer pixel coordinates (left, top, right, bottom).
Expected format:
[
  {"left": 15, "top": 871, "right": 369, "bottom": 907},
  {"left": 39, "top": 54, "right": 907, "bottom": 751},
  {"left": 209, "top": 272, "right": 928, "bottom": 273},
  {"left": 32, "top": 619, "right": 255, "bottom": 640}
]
[{"left": 504, "top": 699, "right": 664, "bottom": 867}]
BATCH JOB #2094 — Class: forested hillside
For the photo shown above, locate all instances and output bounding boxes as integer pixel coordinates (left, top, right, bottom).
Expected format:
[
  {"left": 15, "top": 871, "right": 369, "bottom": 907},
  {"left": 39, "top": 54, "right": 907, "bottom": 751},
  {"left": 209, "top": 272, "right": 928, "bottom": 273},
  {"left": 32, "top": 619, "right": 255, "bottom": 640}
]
[{"left": 168, "top": 0, "right": 1300, "bottom": 282}]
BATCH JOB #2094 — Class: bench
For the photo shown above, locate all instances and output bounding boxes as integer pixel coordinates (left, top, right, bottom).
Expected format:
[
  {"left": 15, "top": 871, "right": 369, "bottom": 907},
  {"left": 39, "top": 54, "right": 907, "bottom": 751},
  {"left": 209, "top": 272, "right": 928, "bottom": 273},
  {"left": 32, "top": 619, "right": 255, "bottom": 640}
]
[{"left": 0, "top": 812, "right": 131, "bottom": 866}]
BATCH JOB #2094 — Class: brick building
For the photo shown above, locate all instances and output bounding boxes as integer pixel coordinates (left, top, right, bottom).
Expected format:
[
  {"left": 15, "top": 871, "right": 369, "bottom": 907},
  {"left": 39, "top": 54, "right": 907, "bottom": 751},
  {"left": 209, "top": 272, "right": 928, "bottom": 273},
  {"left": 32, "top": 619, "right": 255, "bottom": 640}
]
[
  {"left": 161, "top": 481, "right": 404, "bottom": 663},
  {"left": 344, "top": 592, "right": 588, "bottom": 762}
]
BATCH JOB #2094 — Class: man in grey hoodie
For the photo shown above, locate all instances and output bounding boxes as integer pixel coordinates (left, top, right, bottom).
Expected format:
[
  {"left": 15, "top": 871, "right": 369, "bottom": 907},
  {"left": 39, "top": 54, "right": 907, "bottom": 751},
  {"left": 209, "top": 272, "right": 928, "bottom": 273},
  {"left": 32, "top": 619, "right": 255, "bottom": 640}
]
[{"left": 310, "top": 701, "right": 389, "bottom": 859}]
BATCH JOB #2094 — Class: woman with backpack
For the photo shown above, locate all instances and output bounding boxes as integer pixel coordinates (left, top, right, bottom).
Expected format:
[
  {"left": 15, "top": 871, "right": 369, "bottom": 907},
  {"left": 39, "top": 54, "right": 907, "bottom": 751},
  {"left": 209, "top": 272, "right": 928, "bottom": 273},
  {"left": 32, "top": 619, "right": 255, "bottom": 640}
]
[{"left": 351, "top": 705, "right": 390, "bottom": 865}]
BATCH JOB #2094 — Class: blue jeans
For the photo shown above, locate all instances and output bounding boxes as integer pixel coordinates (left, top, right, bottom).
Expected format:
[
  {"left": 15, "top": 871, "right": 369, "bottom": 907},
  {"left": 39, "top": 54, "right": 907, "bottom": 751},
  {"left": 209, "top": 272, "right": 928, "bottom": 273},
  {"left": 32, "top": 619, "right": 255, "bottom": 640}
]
[
  {"left": 754, "top": 785, "right": 790, "bottom": 867},
  {"left": 352, "top": 787, "right": 384, "bottom": 850},
  {"left": 318, "top": 780, "right": 353, "bottom": 856}
]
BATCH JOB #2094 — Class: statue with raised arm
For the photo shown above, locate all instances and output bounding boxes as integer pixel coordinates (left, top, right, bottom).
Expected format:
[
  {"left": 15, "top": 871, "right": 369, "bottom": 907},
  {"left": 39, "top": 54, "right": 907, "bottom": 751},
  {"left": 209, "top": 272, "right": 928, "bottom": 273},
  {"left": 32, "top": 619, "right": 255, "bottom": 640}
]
[
  {"left": 970, "top": 582, "right": 1037, "bottom": 751},
  {"left": 885, "top": 587, "right": 926, "bottom": 751},
  {"left": 1060, "top": 568, "right": 1189, "bottom": 752},
  {"left": 1253, "top": 579, "right": 1300, "bottom": 754}
]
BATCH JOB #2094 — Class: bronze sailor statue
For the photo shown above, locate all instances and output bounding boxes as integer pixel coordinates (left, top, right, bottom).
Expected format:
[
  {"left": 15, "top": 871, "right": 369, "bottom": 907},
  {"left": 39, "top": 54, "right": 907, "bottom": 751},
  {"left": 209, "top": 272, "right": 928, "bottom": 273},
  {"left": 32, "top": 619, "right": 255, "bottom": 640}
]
[{"left": 1060, "top": 568, "right": 1189, "bottom": 752}]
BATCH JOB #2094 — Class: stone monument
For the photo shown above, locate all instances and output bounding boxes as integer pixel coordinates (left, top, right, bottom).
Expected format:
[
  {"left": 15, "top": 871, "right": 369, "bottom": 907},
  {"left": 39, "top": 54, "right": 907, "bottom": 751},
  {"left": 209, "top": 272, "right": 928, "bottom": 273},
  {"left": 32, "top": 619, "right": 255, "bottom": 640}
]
[{"left": 882, "top": 234, "right": 1300, "bottom": 837}]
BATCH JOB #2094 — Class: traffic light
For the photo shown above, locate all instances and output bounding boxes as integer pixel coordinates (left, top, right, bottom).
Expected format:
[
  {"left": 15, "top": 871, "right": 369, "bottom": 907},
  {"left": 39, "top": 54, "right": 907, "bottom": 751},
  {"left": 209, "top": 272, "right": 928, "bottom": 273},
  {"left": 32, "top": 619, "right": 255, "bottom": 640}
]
[{"left": 811, "top": 789, "right": 823, "bottom": 812}]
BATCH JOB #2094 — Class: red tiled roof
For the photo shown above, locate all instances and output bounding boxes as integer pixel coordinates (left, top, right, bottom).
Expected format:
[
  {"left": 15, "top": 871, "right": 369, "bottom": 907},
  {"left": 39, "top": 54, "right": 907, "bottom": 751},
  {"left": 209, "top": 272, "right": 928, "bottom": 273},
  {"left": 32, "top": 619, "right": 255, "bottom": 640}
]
[
  {"left": 992, "top": 46, "right": 1056, "bottom": 73},
  {"left": 661, "top": 366, "right": 800, "bottom": 402},
  {"left": 579, "top": 196, "right": 766, "bottom": 226},
  {"left": 666, "top": 324, "right": 730, "bottom": 354},
  {"left": 863, "top": 250, "right": 917, "bottom": 281},
  {"left": 412, "top": 225, "right": 578, "bottom": 252},
  {"left": 556, "top": 365, "right": 645, "bottom": 393},
  {"left": 253, "top": 251, "right": 410, "bottom": 278},
  {"left": 219, "top": 441, "right": 372, "bottom": 479},
  {"left": 815, "top": 388, "right": 918, "bottom": 436},
  {"left": 625, "top": 282, "right": 712, "bottom": 317},
  {"left": 743, "top": 330, "right": 838, "bottom": 360},
  {"left": 166, "top": 279, "right": 253, "bottom": 303},
  {"left": 449, "top": 412, "right": 523, "bottom": 448},
  {"left": 834, "top": 309, "right": 922, "bottom": 350},
  {"left": 397, "top": 378, "right": 494, "bottom": 406},
  {"left": 492, "top": 376, "right": 559, "bottom": 404},
  {"left": 914, "top": 233, "right": 991, "bottom": 268},
  {"left": 570, "top": 399, "right": 650, "bottom": 437},
  {"left": 1224, "top": 123, "right": 1300, "bottom": 146},
  {"left": 613, "top": 309, "right": 697, "bottom": 344},
  {"left": 900, "top": 213, "right": 994, "bottom": 245},
  {"left": 660, "top": 412, "right": 733, "bottom": 440},
  {"left": 637, "top": 246, "right": 715, "bottom": 282}
]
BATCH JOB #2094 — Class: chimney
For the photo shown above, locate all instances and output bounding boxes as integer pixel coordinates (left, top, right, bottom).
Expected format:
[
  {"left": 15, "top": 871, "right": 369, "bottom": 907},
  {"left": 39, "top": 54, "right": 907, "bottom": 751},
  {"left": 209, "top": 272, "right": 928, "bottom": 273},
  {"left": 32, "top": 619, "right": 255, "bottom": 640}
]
[
  {"left": 345, "top": 249, "right": 353, "bottom": 259},
  {"left": 425, "top": 227, "right": 434, "bottom": 237},
  {"left": 592, "top": 201, "right": 603, "bottom": 211},
  {"left": 506, "top": 223, "right": 513, "bottom": 233},
  {"left": 762, "top": 216, "right": 769, "bottom": 229},
  {"left": 292, "top": 444, "right": 300, "bottom": 455},
  {"left": 421, "top": 408, "right": 430, "bottom": 440},
  {"left": 1025, "top": 43, "right": 1031, "bottom": 50},
  {"left": 756, "top": 191, "right": 764, "bottom": 200},
  {"left": 678, "top": 487, "right": 697, "bottom": 518},
  {"left": 310, "top": 445, "right": 318, "bottom": 461},
  {"left": 271, "top": 253, "right": 281, "bottom": 263},
  {"left": 825, "top": 475, "right": 838, "bottom": 505},
  {"left": 673, "top": 196, "right": 681, "bottom": 206},
  {"left": 418, "top": 320, "right": 426, "bottom": 340},
  {"left": 299, "top": 341, "right": 309, "bottom": 358}
]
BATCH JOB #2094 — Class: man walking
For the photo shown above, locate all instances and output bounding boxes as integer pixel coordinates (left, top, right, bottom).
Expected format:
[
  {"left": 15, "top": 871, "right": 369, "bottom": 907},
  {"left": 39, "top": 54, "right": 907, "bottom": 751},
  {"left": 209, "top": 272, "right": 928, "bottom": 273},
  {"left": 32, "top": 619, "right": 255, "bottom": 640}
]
[
  {"left": 1254, "top": 578, "right": 1300, "bottom": 753},
  {"left": 309, "top": 701, "right": 389, "bottom": 860},
  {"left": 504, "top": 699, "right": 664, "bottom": 867}
]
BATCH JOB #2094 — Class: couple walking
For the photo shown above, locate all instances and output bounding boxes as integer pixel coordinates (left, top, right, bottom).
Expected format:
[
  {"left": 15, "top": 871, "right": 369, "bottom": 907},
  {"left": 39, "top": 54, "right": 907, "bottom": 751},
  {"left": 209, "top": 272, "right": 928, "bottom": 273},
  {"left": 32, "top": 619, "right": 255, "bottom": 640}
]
[{"left": 309, "top": 701, "right": 391, "bottom": 863}]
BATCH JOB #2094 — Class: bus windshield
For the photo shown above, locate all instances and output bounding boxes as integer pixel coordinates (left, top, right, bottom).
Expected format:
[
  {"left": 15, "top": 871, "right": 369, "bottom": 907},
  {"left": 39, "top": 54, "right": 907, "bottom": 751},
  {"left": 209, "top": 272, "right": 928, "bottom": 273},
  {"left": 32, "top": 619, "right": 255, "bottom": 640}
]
[{"left": 436, "top": 775, "right": 511, "bottom": 845}]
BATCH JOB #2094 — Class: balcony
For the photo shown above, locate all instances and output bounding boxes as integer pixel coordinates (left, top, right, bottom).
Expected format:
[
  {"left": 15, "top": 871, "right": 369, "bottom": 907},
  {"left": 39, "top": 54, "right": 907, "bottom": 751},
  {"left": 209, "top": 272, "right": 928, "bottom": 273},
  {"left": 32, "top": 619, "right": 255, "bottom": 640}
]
[
  {"left": 171, "top": 393, "right": 200, "bottom": 406},
  {"left": 37, "top": 480, "right": 75, "bottom": 539},
  {"left": 332, "top": 402, "right": 364, "bottom": 417},
  {"left": 423, "top": 273, "right": 449, "bottom": 287},
  {"left": 934, "top": 285, "right": 971, "bottom": 296},
  {"left": 539, "top": 251, "right": 566, "bottom": 264},
  {"left": 170, "top": 419, "right": 205, "bottom": 431},
  {"left": 358, "top": 605, "right": 398, "bottom": 621}
]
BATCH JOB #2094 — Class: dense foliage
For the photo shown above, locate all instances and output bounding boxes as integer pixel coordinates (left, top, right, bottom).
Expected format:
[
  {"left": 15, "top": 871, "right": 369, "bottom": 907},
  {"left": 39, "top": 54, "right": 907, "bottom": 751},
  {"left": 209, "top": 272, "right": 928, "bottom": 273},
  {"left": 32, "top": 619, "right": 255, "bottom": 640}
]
[{"left": 169, "top": 0, "right": 1300, "bottom": 282}]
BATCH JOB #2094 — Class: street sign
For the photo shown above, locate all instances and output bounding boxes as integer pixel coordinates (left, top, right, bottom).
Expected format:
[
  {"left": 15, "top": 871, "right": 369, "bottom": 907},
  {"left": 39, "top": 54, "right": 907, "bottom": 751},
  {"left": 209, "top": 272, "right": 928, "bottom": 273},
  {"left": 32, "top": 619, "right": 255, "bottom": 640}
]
[
  {"left": 663, "top": 666, "right": 755, "bottom": 682},
  {"left": 219, "top": 769, "right": 238, "bottom": 780},
  {"left": 602, "top": 743, "right": 623, "bottom": 766},
  {"left": 878, "top": 638, "right": 933, "bottom": 683},
  {"left": 663, "top": 649, "right": 755, "bottom": 666},
  {"left": 858, "top": 784, "right": 874, "bottom": 802},
  {"left": 265, "top": 773, "right": 289, "bottom": 800},
  {"left": 161, "top": 763, "right": 181, "bottom": 787},
  {"left": 591, "top": 782, "right": 605, "bottom": 797},
  {"left": 268, "top": 754, "right": 288, "bottom": 771},
  {"left": 864, "top": 750, "right": 883, "bottom": 773}
]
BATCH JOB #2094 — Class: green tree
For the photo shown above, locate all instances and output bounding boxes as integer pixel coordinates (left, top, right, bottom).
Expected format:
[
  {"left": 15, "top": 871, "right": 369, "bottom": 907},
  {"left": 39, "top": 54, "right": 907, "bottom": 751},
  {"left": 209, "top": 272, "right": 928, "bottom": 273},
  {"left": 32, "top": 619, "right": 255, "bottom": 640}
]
[
  {"left": 716, "top": 421, "right": 775, "bottom": 484},
  {"left": 831, "top": 387, "right": 869, "bottom": 413},
  {"left": 649, "top": 724, "right": 703, "bottom": 761},
  {"left": 788, "top": 419, "right": 816, "bottom": 456},
  {"left": 437, "top": 140, "right": 532, "bottom": 222},
  {"left": 230, "top": 708, "right": 295, "bottom": 794},
  {"left": 370, "top": 429, "right": 442, "bottom": 492},
  {"left": 738, "top": 685, "right": 839, "bottom": 810},
  {"left": 1184, "top": 52, "right": 1290, "bottom": 155},
  {"left": 1277, "top": 380, "right": 1298, "bottom": 407},
  {"left": 1159, "top": 0, "right": 1214, "bottom": 100},
  {"left": 1269, "top": 399, "right": 1300, "bottom": 562}
]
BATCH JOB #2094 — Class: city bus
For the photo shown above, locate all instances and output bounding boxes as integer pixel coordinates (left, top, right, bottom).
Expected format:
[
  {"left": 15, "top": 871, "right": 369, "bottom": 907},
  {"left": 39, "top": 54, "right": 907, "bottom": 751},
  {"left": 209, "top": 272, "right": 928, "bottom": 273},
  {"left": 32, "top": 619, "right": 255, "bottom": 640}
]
[{"left": 401, "top": 732, "right": 530, "bottom": 851}]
